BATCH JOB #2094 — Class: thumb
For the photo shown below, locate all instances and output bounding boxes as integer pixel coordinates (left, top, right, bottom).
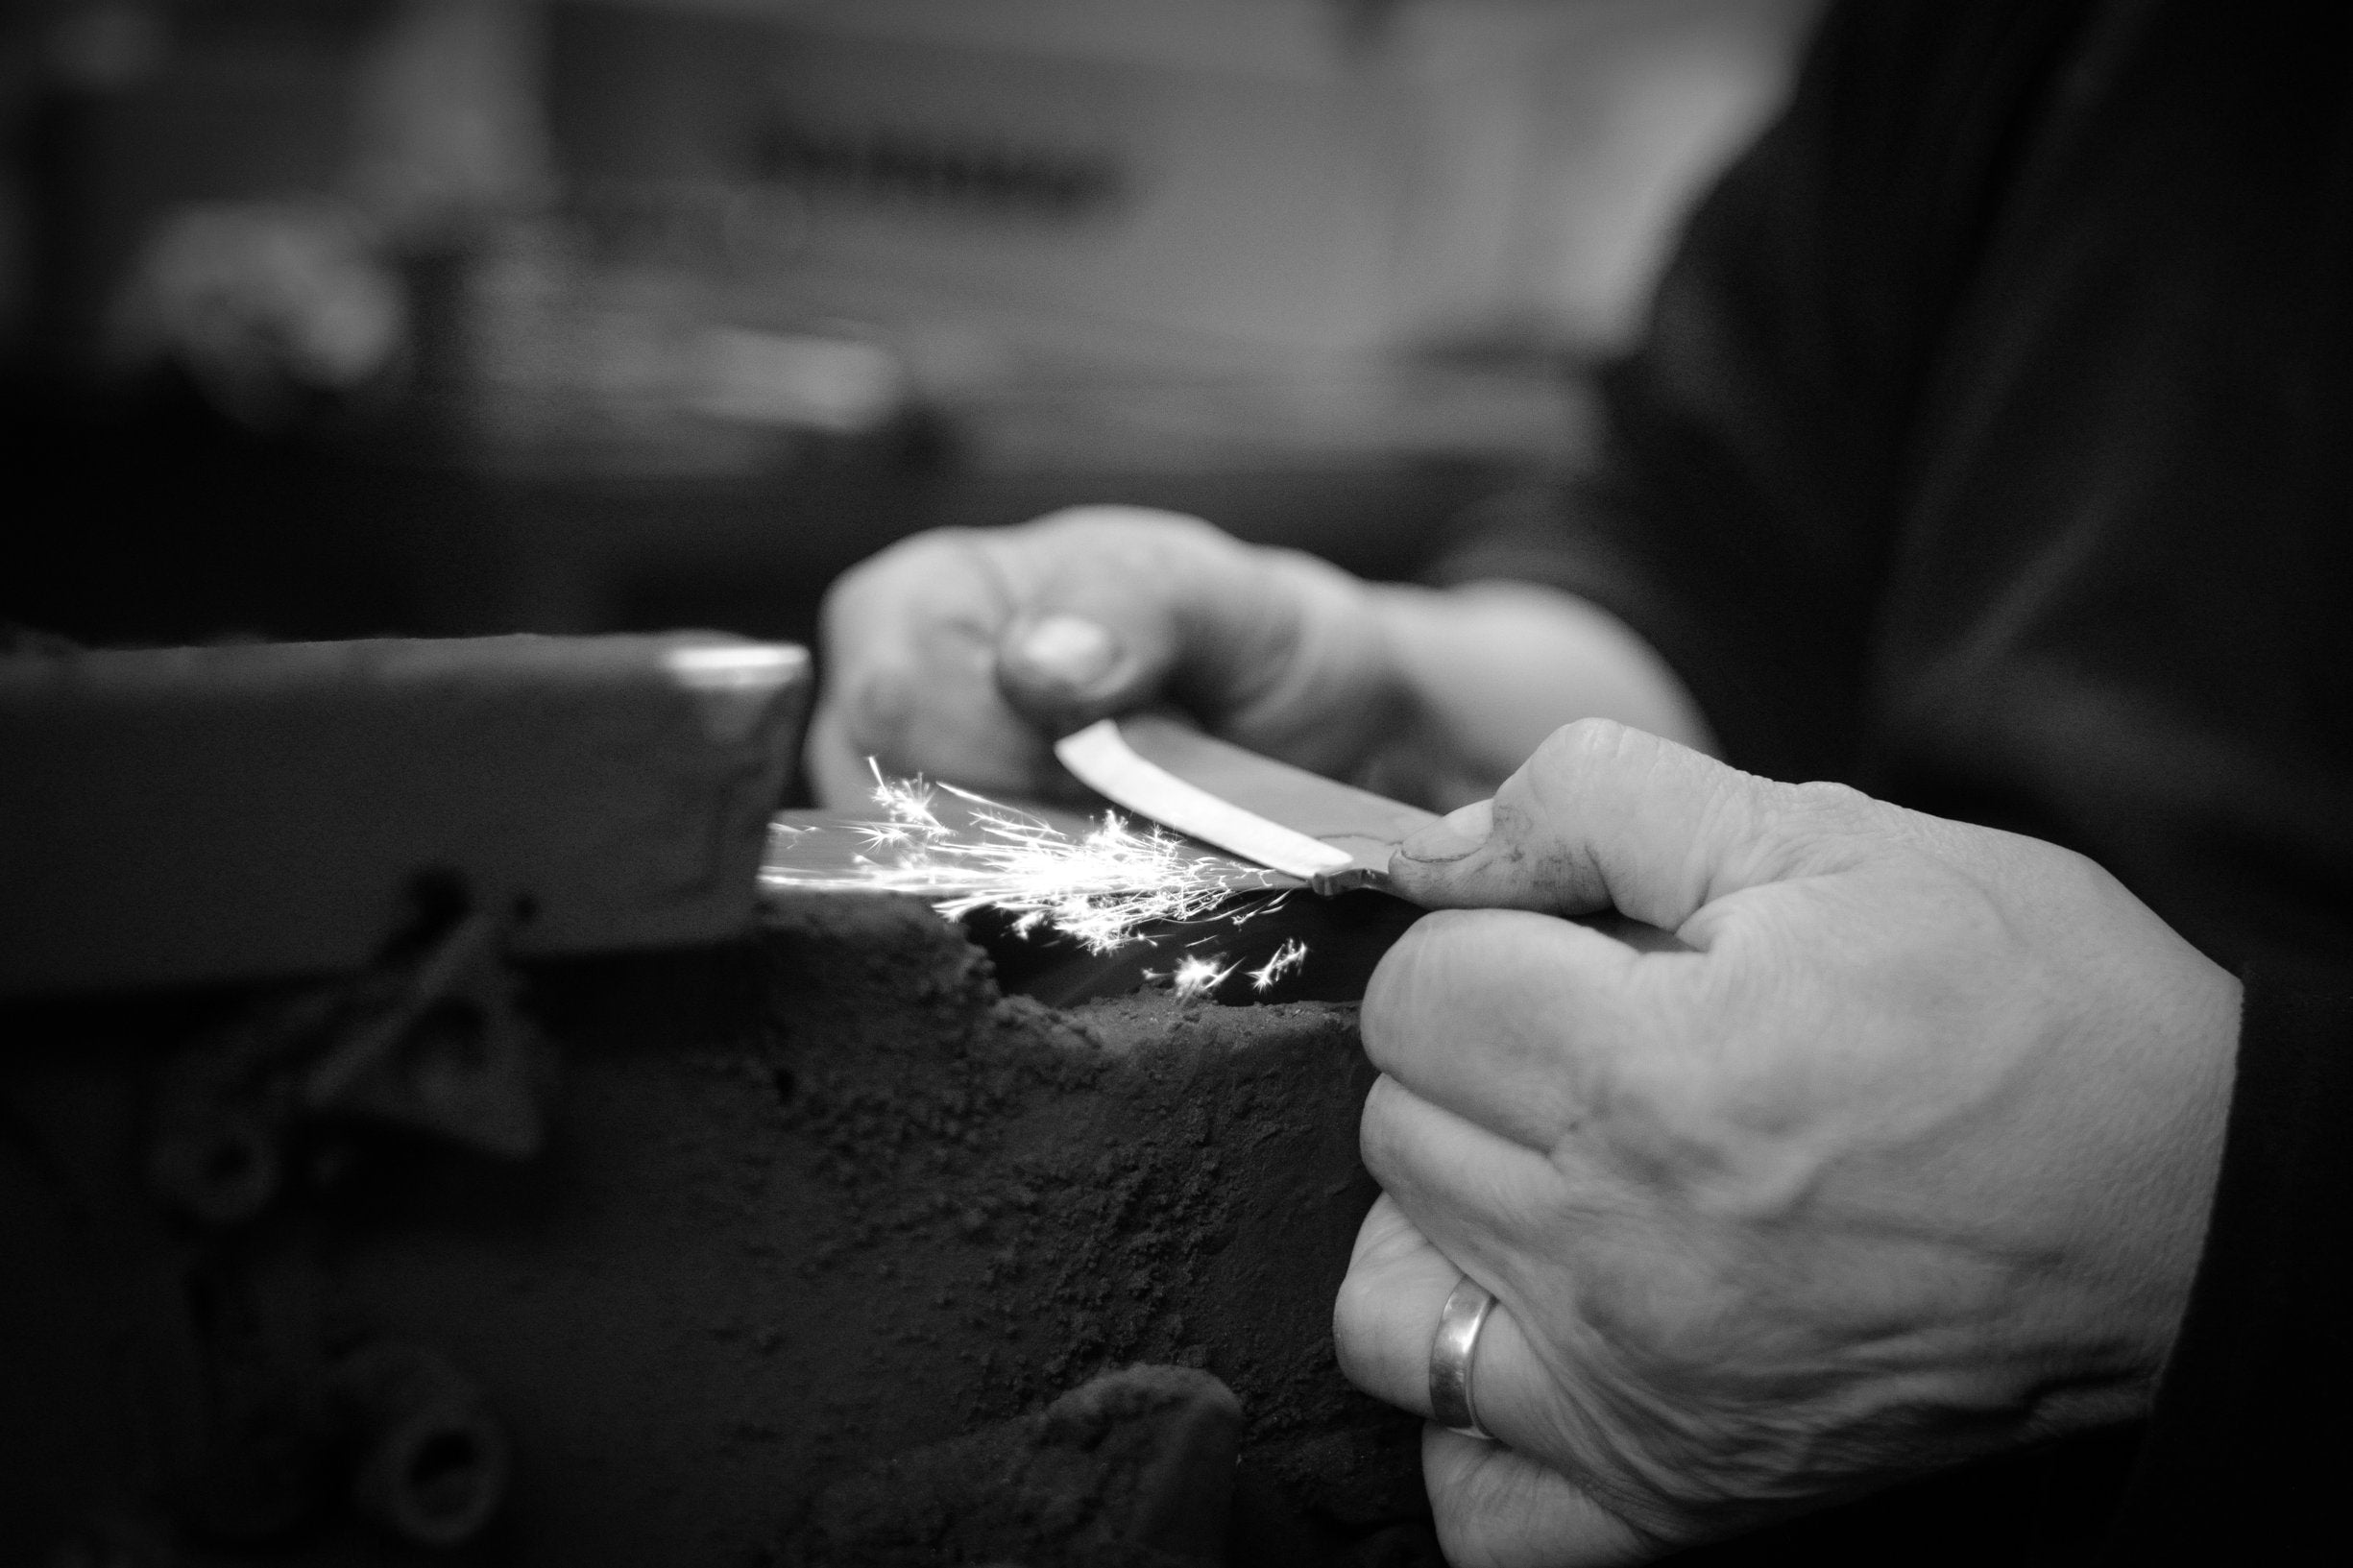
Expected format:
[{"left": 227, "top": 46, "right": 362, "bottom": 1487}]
[
  {"left": 1386, "top": 719, "right": 1870, "bottom": 931},
  {"left": 990, "top": 507, "right": 1279, "bottom": 733},
  {"left": 990, "top": 508, "right": 1375, "bottom": 756}
]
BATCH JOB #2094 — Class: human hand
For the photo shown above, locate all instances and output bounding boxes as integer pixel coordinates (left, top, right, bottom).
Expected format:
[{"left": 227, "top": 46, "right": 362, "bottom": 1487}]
[
  {"left": 1332, "top": 721, "right": 2240, "bottom": 1565},
  {"left": 806, "top": 507, "right": 1398, "bottom": 806}
]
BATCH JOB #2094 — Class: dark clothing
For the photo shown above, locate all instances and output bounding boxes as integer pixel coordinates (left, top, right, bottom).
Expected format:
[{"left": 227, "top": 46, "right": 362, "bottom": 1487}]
[{"left": 1442, "top": 2, "right": 2353, "bottom": 1559}]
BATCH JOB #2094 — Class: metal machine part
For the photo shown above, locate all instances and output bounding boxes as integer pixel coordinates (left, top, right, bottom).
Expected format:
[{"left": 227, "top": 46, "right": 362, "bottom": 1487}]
[
  {"left": 147, "top": 882, "right": 549, "bottom": 1228},
  {"left": 0, "top": 632, "right": 811, "bottom": 1562},
  {"left": 335, "top": 1341, "right": 512, "bottom": 1550},
  {"left": 0, "top": 633, "right": 810, "bottom": 998}
]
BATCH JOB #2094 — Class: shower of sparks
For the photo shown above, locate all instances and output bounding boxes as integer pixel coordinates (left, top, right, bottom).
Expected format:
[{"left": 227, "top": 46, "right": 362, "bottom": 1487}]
[
  {"left": 1249, "top": 938, "right": 1308, "bottom": 992},
  {"left": 760, "top": 762, "right": 1299, "bottom": 957}
]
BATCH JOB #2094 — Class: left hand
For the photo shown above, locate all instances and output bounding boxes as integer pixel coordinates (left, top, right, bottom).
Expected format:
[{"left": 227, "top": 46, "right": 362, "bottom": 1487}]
[{"left": 1332, "top": 720, "right": 2240, "bottom": 1566}]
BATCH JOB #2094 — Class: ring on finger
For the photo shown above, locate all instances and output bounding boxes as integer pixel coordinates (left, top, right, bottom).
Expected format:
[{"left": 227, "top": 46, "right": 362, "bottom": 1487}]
[{"left": 1429, "top": 1275, "right": 1498, "bottom": 1441}]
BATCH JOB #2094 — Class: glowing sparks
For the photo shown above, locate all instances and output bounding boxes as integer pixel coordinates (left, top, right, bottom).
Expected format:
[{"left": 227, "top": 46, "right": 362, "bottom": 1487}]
[
  {"left": 1171, "top": 954, "right": 1237, "bottom": 1002},
  {"left": 1249, "top": 938, "right": 1308, "bottom": 992},
  {"left": 760, "top": 763, "right": 1299, "bottom": 959}
]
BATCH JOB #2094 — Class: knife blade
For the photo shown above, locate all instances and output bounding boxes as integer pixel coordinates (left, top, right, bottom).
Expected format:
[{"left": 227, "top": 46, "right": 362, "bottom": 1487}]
[{"left": 1055, "top": 715, "right": 1439, "bottom": 896}]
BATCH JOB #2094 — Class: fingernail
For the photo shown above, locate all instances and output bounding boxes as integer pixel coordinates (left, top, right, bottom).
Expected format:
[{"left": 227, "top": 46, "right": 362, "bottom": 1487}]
[
  {"left": 1008, "top": 614, "right": 1120, "bottom": 691},
  {"left": 1399, "top": 799, "right": 1492, "bottom": 862}
]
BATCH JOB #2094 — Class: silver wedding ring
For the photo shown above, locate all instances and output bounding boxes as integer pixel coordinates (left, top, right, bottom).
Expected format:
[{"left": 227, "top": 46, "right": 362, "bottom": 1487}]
[{"left": 1428, "top": 1275, "right": 1497, "bottom": 1440}]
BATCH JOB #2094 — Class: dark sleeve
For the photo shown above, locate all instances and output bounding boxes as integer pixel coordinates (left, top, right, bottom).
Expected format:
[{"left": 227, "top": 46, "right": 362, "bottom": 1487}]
[
  {"left": 1431, "top": 0, "right": 2093, "bottom": 784},
  {"left": 2096, "top": 968, "right": 2353, "bottom": 1561}
]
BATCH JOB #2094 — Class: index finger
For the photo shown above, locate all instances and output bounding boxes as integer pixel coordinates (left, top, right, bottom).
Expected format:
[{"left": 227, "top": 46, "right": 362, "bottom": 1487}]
[{"left": 1363, "top": 905, "right": 1688, "bottom": 1154}]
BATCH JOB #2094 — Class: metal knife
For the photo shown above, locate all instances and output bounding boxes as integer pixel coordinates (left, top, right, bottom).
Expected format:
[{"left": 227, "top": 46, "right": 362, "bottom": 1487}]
[
  {"left": 1056, "top": 716, "right": 1692, "bottom": 953},
  {"left": 1055, "top": 715, "right": 1438, "bottom": 896}
]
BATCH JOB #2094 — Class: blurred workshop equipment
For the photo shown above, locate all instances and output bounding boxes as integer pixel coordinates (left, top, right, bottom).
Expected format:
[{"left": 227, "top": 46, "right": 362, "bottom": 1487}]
[{"left": 3, "top": 0, "right": 1818, "bottom": 654}]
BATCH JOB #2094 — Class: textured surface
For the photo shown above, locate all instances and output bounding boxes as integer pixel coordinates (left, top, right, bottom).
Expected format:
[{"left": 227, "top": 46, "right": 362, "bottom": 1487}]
[{"left": 0, "top": 888, "right": 1426, "bottom": 1562}]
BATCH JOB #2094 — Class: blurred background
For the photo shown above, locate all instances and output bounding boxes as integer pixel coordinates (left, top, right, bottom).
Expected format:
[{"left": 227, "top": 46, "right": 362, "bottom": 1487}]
[{"left": 0, "top": 0, "right": 1822, "bottom": 652}]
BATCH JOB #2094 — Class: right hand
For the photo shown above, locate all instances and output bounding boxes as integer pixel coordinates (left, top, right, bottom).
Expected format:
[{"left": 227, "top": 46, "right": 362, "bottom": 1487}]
[
  {"left": 1333, "top": 722, "right": 2238, "bottom": 1564},
  {"left": 806, "top": 506, "right": 1402, "bottom": 806}
]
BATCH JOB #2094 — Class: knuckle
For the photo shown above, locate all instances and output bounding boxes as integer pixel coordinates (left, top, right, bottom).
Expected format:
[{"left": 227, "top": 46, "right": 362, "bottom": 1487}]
[
  {"left": 1518, "top": 718, "right": 1685, "bottom": 832},
  {"left": 1534, "top": 715, "right": 1644, "bottom": 771},
  {"left": 1358, "top": 918, "right": 1451, "bottom": 1070},
  {"left": 1036, "top": 503, "right": 1217, "bottom": 537},
  {"left": 1328, "top": 1270, "right": 1384, "bottom": 1379},
  {"left": 1360, "top": 912, "right": 1522, "bottom": 1076},
  {"left": 1612, "top": 1074, "right": 1817, "bottom": 1231},
  {"left": 1733, "top": 778, "right": 1889, "bottom": 881},
  {"left": 819, "top": 529, "right": 982, "bottom": 638},
  {"left": 1572, "top": 1266, "right": 1732, "bottom": 1394},
  {"left": 813, "top": 570, "right": 866, "bottom": 650},
  {"left": 851, "top": 525, "right": 981, "bottom": 587},
  {"left": 1587, "top": 1045, "right": 1749, "bottom": 1184},
  {"left": 1355, "top": 1077, "right": 1412, "bottom": 1184},
  {"left": 1029, "top": 505, "right": 1227, "bottom": 565},
  {"left": 1779, "top": 778, "right": 1879, "bottom": 830}
]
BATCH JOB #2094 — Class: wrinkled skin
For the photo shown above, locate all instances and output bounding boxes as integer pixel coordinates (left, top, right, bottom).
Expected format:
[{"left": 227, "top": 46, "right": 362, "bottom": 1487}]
[{"left": 1332, "top": 721, "right": 2240, "bottom": 1567}]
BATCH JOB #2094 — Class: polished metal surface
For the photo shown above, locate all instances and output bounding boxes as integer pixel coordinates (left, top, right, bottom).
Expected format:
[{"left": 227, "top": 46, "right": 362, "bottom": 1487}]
[{"left": 1429, "top": 1274, "right": 1498, "bottom": 1441}]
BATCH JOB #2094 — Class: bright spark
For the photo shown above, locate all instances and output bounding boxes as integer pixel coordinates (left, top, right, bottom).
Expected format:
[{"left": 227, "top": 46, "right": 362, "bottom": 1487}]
[
  {"left": 760, "top": 763, "right": 1298, "bottom": 958},
  {"left": 1172, "top": 954, "right": 1237, "bottom": 1001},
  {"left": 1249, "top": 938, "right": 1308, "bottom": 992}
]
